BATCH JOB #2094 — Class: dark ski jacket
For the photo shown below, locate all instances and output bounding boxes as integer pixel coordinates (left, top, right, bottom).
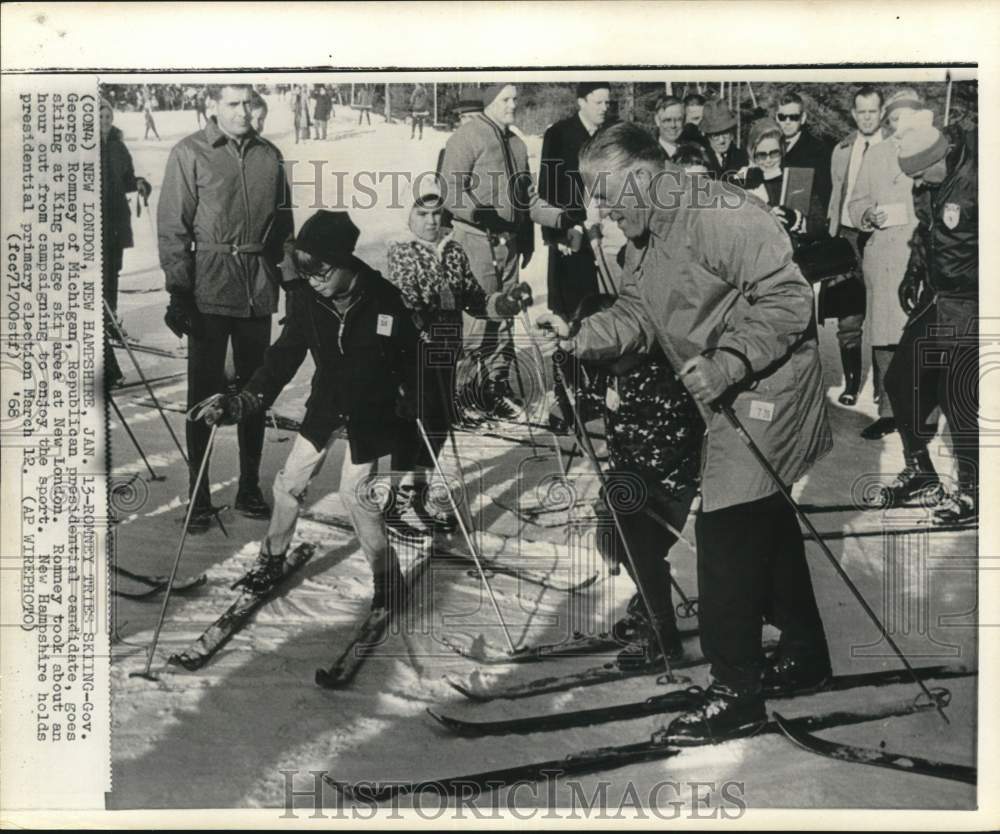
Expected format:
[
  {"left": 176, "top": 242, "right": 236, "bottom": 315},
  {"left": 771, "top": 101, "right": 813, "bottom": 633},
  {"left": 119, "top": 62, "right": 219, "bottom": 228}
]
[
  {"left": 907, "top": 127, "right": 978, "bottom": 300},
  {"left": 244, "top": 261, "right": 420, "bottom": 461}
]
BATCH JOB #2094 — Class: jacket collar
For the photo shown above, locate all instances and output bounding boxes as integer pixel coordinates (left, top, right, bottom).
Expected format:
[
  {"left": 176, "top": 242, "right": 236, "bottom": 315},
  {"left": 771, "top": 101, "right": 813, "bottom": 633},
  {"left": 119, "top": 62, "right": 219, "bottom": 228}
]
[
  {"left": 646, "top": 164, "right": 690, "bottom": 241},
  {"left": 203, "top": 118, "right": 262, "bottom": 149},
  {"left": 836, "top": 125, "right": 891, "bottom": 150}
]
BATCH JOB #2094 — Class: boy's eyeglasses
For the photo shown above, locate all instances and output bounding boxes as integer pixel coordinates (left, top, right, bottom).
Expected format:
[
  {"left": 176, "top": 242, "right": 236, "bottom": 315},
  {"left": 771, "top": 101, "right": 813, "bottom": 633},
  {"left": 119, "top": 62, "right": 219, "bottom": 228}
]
[
  {"left": 776, "top": 113, "right": 802, "bottom": 122},
  {"left": 754, "top": 149, "right": 782, "bottom": 162}
]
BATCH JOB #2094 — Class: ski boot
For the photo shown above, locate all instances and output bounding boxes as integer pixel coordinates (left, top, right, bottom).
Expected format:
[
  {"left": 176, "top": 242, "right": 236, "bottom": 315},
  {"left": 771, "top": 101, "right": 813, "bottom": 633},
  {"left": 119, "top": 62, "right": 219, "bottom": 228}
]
[
  {"left": 761, "top": 651, "right": 832, "bottom": 697},
  {"left": 611, "top": 593, "right": 648, "bottom": 643},
  {"left": 235, "top": 484, "right": 272, "bottom": 520},
  {"left": 873, "top": 449, "right": 942, "bottom": 507},
  {"left": 484, "top": 381, "right": 523, "bottom": 421},
  {"left": 182, "top": 501, "right": 224, "bottom": 535},
  {"left": 233, "top": 547, "right": 287, "bottom": 594},
  {"left": 860, "top": 416, "right": 897, "bottom": 440},
  {"left": 383, "top": 485, "right": 428, "bottom": 537},
  {"left": 413, "top": 484, "right": 458, "bottom": 534},
  {"left": 616, "top": 611, "right": 684, "bottom": 671},
  {"left": 837, "top": 344, "right": 862, "bottom": 406},
  {"left": 932, "top": 488, "right": 977, "bottom": 526},
  {"left": 662, "top": 681, "right": 766, "bottom": 746}
]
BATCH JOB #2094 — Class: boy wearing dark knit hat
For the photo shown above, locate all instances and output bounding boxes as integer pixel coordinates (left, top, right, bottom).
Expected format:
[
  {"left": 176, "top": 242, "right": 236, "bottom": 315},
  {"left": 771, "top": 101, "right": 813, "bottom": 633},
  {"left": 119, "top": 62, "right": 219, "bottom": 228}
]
[
  {"left": 203, "top": 210, "right": 421, "bottom": 608},
  {"left": 878, "top": 111, "right": 979, "bottom": 524}
]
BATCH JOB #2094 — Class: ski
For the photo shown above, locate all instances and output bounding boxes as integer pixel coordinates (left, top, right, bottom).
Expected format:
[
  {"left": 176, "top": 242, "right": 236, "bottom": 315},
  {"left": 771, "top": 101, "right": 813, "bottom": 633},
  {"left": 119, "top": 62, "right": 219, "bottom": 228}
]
[
  {"left": 773, "top": 710, "right": 976, "bottom": 785},
  {"left": 447, "top": 639, "right": 779, "bottom": 702},
  {"left": 800, "top": 500, "right": 937, "bottom": 514},
  {"left": 812, "top": 522, "right": 976, "bottom": 541},
  {"left": 112, "top": 572, "right": 208, "bottom": 600},
  {"left": 429, "top": 665, "right": 974, "bottom": 737},
  {"left": 111, "top": 337, "right": 186, "bottom": 360},
  {"left": 439, "top": 627, "right": 699, "bottom": 666},
  {"left": 314, "top": 608, "right": 392, "bottom": 688},
  {"left": 113, "top": 565, "right": 208, "bottom": 589},
  {"left": 167, "top": 542, "right": 317, "bottom": 671},
  {"left": 326, "top": 697, "right": 938, "bottom": 801},
  {"left": 301, "top": 509, "right": 599, "bottom": 593},
  {"left": 314, "top": 553, "right": 434, "bottom": 689}
]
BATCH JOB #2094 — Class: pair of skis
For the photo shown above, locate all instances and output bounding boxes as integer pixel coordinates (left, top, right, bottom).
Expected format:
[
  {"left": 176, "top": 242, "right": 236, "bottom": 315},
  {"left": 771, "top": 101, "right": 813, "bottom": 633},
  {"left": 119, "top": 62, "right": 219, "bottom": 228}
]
[{"left": 326, "top": 684, "right": 975, "bottom": 800}]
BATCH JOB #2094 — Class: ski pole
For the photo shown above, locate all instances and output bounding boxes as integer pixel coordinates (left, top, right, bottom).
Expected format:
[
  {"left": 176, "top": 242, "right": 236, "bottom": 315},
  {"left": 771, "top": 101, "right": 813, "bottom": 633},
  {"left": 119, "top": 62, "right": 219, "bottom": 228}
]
[
  {"left": 714, "top": 400, "right": 950, "bottom": 724},
  {"left": 130, "top": 418, "right": 221, "bottom": 682},
  {"left": 104, "top": 297, "right": 188, "bottom": 465},
  {"left": 551, "top": 358, "right": 678, "bottom": 679},
  {"left": 416, "top": 418, "right": 517, "bottom": 655},
  {"left": 484, "top": 232, "right": 540, "bottom": 453},
  {"left": 586, "top": 224, "right": 618, "bottom": 299},
  {"left": 518, "top": 310, "right": 568, "bottom": 474},
  {"left": 108, "top": 392, "right": 163, "bottom": 481}
]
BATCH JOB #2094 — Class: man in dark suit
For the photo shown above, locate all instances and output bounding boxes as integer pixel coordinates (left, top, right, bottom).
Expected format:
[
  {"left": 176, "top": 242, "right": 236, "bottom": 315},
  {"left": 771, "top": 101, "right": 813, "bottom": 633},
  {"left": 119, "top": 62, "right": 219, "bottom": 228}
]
[
  {"left": 777, "top": 91, "right": 833, "bottom": 209},
  {"left": 539, "top": 82, "right": 613, "bottom": 431}
]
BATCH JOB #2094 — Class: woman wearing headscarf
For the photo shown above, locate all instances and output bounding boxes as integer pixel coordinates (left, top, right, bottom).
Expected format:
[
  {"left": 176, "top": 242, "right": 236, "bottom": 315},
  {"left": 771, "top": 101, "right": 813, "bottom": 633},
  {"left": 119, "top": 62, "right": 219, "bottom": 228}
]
[
  {"left": 100, "top": 96, "right": 151, "bottom": 386},
  {"left": 385, "top": 192, "right": 533, "bottom": 532}
]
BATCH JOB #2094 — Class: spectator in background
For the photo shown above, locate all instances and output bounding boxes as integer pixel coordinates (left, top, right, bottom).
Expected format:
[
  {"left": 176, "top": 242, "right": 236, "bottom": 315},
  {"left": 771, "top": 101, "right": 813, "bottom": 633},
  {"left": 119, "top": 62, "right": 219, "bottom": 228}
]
[
  {"left": 292, "top": 85, "right": 311, "bottom": 143},
  {"left": 410, "top": 83, "right": 430, "bottom": 140},
  {"left": 825, "top": 85, "right": 887, "bottom": 408},
  {"left": 846, "top": 89, "right": 923, "bottom": 440},
  {"left": 356, "top": 85, "right": 373, "bottom": 126},
  {"left": 195, "top": 88, "right": 209, "bottom": 128},
  {"left": 683, "top": 92, "right": 705, "bottom": 126},
  {"left": 777, "top": 91, "right": 832, "bottom": 207},
  {"left": 738, "top": 118, "right": 828, "bottom": 247},
  {"left": 158, "top": 83, "right": 295, "bottom": 532},
  {"left": 312, "top": 85, "right": 332, "bottom": 139},
  {"left": 879, "top": 111, "right": 978, "bottom": 524},
  {"left": 653, "top": 95, "right": 686, "bottom": 160},
  {"left": 439, "top": 82, "right": 573, "bottom": 421},
  {"left": 100, "top": 96, "right": 152, "bottom": 387},
  {"left": 250, "top": 91, "right": 268, "bottom": 135},
  {"left": 701, "top": 100, "right": 749, "bottom": 178},
  {"left": 539, "top": 81, "right": 613, "bottom": 432},
  {"left": 142, "top": 87, "right": 161, "bottom": 140}
]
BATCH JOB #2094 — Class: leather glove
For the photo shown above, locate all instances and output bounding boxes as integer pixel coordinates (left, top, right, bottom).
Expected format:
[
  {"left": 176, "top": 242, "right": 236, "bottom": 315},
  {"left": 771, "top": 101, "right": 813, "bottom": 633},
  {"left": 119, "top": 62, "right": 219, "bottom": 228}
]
[
  {"left": 136, "top": 177, "right": 153, "bottom": 202},
  {"left": 772, "top": 205, "right": 800, "bottom": 231},
  {"left": 164, "top": 292, "right": 202, "bottom": 338},
  {"left": 556, "top": 210, "right": 584, "bottom": 232},
  {"left": 472, "top": 207, "right": 506, "bottom": 233},
  {"left": 898, "top": 267, "right": 925, "bottom": 315},
  {"left": 394, "top": 385, "right": 419, "bottom": 421},
  {"left": 203, "top": 390, "right": 262, "bottom": 426},
  {"left": 495, "top": 281, "right": 533, "bottom": 317}
]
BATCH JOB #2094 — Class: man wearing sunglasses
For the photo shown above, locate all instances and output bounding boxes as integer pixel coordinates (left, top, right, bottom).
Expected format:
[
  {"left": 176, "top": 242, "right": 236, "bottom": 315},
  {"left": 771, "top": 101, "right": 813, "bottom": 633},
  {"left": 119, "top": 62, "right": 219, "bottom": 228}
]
[{"left": 777, "top": 92, "right": 833, "bottom": 209}]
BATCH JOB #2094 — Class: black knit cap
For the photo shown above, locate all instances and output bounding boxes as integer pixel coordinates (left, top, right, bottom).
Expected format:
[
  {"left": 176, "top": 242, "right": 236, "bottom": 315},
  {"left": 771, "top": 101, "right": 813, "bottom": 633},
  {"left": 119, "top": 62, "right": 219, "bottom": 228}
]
[
  {"left": 295, "top": 210, "right": 360, "bottom": 266},
  {"left": 577, "top": 81, "right": 611, "bottom": 99}
]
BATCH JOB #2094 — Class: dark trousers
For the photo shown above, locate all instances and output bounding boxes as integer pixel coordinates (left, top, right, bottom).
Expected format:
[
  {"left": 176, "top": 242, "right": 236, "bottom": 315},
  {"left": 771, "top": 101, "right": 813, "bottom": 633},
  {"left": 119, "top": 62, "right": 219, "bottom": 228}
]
[
  {"left": 187, "top": 313, "right": 272, "bottom": 506},
  {"left": 596, "top": 476, "right": 694, "bottom": 623},
  {"left": 103, "top": 245, "right": 124, "bottom": 384},
  {"left": 883, "top": 295, "right": 979, "bottom": 493},
  {"left": 834, "top": 228, "right": 870, "bottom": 350},
  {"left": 696, "top": 492, "right": 830, "bottom": 691}
]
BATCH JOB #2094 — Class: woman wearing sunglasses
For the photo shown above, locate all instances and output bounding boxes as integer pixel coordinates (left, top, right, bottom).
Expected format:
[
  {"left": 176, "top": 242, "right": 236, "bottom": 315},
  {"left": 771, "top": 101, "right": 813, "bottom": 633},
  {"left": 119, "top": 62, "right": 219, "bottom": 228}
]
[{"left": 736, "top": 117, "right": 827, "bottom": 245}]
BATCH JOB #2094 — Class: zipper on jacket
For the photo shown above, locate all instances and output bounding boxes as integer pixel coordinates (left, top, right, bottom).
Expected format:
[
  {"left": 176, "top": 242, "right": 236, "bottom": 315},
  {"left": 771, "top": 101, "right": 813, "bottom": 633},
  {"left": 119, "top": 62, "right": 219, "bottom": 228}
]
[
  {"left": 232, "top": 140, "right": 255, "bottom": 316},
  {"left": 319, "top": 295, "right": 362, "bottom": 355}
]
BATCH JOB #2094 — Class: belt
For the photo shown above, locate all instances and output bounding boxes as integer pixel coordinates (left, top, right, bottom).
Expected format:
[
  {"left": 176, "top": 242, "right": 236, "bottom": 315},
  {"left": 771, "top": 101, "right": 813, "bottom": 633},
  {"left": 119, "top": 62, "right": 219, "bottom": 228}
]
[{"left": 191, "top": 241, "right": 266, "bottom": 255}]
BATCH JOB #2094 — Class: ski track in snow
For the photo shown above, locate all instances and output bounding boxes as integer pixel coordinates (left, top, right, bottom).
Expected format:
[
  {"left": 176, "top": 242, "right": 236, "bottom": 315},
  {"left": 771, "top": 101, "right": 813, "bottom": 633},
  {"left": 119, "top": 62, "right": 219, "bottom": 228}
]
[{"left": 105, "top": 99, "right": 977, "bottom": 812}]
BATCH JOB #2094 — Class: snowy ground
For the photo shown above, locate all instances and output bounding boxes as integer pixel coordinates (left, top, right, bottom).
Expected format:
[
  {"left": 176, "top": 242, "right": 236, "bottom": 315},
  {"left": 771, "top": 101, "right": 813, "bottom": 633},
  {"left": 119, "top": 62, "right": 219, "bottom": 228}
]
[{"left": 105, "top": 97, "right": 978, "bottom": 812}]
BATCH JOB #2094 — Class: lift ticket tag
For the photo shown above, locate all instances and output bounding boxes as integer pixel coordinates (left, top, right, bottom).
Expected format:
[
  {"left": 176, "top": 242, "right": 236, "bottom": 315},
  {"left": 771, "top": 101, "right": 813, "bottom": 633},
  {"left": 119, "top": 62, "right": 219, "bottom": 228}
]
[
  {"left": 376, "top": 314, "right": 394, "bottom": 336},
  {"left": 748, "top": 399, "right": 775, "bottom": 422}
]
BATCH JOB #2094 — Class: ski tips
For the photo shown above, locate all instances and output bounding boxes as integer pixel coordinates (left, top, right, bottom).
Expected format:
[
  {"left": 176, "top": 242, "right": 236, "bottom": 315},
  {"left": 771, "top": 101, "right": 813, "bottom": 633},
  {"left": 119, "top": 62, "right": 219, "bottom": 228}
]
[
  {"left": 167, "top": 653, "right": 204, "bottom": 672},
  {"left": 425, "top": 708, "right": 470, "bottom": 735},
  {"left": 444, "top": 674, "right": 487, "bottom": 701},
  {"left": 128, "top": 671, "right": 161, "bottom": 682}
]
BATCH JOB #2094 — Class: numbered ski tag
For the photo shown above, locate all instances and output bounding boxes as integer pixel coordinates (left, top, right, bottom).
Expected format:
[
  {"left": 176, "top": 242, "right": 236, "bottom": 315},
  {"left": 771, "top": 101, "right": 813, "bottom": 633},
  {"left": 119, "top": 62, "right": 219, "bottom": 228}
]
[
  {"left": 748, "top": 399, "right": 775, "bottom": 422},
  {"left": 606, "top": 381, "right": 621, "bottom": 412},
  {"left": 439, "top": 285, "right": 456, "bottom": 311},
  {"left": 376, "top": 314, "right": 394, "bottom": 336}
]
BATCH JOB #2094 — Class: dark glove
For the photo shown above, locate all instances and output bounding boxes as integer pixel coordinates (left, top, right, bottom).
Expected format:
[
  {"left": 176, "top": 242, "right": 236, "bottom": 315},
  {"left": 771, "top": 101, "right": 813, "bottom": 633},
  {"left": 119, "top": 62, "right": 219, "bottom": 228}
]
[
  {"left": 164, "top": 292, "right": 202, "bottom": 338},
  {"left": 773, "top": 205, "right": 798, "bottom": 231},
  {"left": 394, "top": 385, "right": 419, "bottom": 421},
  {"left": 472, "top": 207, "right": 506, "bottom": 233},
  {"left": 898, "top": 267, "right": 925, "bottom": 315},
  {"left": 136, "top": 177, "right": 153, "bottom": 202},
  {"left": 495, "top": 281, "right": 533, "bottom": 317},
  {"left": 556, "top": 210, "right": 584, "bottom": 232},
  {"left": 204, "top": 390, "right": 262, "bottom": 426}
]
